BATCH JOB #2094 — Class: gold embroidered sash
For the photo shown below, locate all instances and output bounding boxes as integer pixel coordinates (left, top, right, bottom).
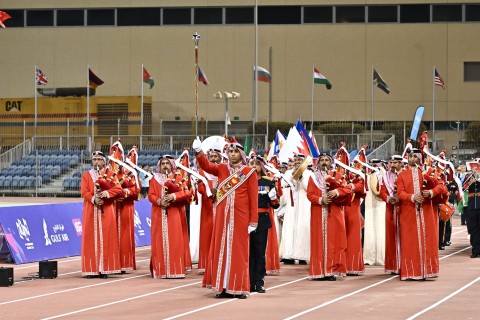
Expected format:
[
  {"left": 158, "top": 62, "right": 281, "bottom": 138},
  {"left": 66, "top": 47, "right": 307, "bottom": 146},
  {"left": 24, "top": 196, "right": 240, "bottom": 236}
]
[{"left": 216, "top": 166, "right": 254, "bottom": 204}]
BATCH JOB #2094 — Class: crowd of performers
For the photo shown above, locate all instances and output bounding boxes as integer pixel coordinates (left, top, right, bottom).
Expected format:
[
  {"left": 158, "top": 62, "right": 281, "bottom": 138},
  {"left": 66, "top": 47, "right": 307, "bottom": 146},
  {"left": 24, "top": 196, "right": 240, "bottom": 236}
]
[{"left": 80, "top": 132, "right": 480, "bottom": 299}]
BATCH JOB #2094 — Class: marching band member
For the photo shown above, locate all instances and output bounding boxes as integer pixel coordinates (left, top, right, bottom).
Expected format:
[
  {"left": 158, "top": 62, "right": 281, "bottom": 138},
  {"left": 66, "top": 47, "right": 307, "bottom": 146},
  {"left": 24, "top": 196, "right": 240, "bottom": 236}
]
[
  {"left": 307, "top": 153, "right": 352, "bottom": 280},
  {"left": 80, "top": 151, "right": 123, "bottom": 279},
  {"left": 193, "top": 138, "right": 258, "bottom": 299},
  {"left": 148, "top": 155, "right": 193, "bottom": 279}
]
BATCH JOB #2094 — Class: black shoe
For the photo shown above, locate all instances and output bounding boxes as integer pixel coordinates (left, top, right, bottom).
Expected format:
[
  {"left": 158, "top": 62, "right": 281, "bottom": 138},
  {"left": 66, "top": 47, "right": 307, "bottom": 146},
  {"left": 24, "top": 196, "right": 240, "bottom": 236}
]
[
  {"left": 121, "top": 270, "right": 126, "bottom": 274},
  {"left": 250, "top": 285, "right": 256, "bottom": 293},
  {"left": 215, "top": 290, "right": 232, "bottom": 299},
  {"left": 298, "top": 260, "right": 308, "bottom": 265},
  {"left": 236, "top": 294, "right": 247, "bottom": 299},
  {"left": 470, "top": 253, "right": 480, "bottom": 258},
  {"left": 256, "top": 286, "right": 266, "bottom": 293},
  {"left": 327, "top": 276, "right": 336, "bottom": 281},
  {"left": 445, "top": 241, "right": 451, "bottom": 246},
  {"left": 439, "top": 246, "right": 445, "bottom": 250},
  {"left": 86, "top": 275, "right": 99, "bottom": 279},
  {"left": 99, "top": 274, "right": 108, "bottom": 279},
  {"left": 282, "top": 259, "right": 295, "bottom": 265}
]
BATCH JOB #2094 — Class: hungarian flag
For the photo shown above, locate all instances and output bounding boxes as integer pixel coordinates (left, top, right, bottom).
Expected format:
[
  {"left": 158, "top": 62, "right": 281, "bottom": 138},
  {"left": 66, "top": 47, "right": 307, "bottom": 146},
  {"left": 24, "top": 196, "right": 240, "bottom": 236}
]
[
  {"left": 313, "top": 67, "right": 332, "bottom": 89},
  {"left": 89, "top": 68, "right": 104, "bottom": 89},
  {"left": 373, "top": 69, "right": 390, "bottom": 94},
  {"left": 254, "top": 66, "right": 271, "bottom": 83},
  {"left": 198, "top": 66, "right": 209, "bottom": 86},
  {"left": 35, "top": 67, "right": 48, "bottom": 85},
  {"left": 0, "top": 11, "right": 11, "bottom": 28},
  {"left": 143, "top": 67, "right": 154, "bottom": 89}
]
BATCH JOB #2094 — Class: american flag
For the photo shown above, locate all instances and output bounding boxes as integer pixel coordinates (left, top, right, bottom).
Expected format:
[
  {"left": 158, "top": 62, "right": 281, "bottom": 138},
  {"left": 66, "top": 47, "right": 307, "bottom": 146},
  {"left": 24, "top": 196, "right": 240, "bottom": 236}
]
[
  {"left": 36, "top": 68, "right": 48, "bottom": 85},
  {"left": 434, "top": 68, "right": 445, "bottom": 89}
]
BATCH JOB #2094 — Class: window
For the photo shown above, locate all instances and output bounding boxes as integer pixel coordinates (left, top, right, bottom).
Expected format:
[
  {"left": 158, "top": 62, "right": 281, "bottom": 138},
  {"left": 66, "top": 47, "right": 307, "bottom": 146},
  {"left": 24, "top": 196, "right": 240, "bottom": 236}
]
[
  {"left": 259, "top": 6, "right": 301, "bottom": 24},
  {"left": 226, "top": 7, "right": 253, "bottom": 24},
  {"left": 368, "top": 6, "right": 397, "bottom": 23},
  {"left": 57, "top": 10, "right": 84, "bottom": 26},
  {"left": 163, "top": 8, "right": 191, "bottom": 25},
  {"left": 194, "top": 8, "right": 222, "bottom": 24},
  {"left": 117, "top": 8, "right": 160, "bottom": 26},
  {"left": 2, "top": 10, "right": 24, "bottom": 27},
  {"left": 466, "top": 5, "right": 480, "bottom": 22},
  {"left": 400, "top": 5, "right": 430, "bottom": 23},
  {"left": 464, "top": 62, "right": 480, "bottom": 82},
  {"left": 87, "top": 9, "right": 115, "bottom": 26},
  {"left": 27, "top": 10, "right": 54, "bottom": 27},
  {"left": 336, "top": 6, "right": 365, "bottom": 23},
  {"left": 304, "top": 6, "right": 333, "bottom": 23},
  {"left": 432, "top": 5, "right": 462, "bottom": 22}
]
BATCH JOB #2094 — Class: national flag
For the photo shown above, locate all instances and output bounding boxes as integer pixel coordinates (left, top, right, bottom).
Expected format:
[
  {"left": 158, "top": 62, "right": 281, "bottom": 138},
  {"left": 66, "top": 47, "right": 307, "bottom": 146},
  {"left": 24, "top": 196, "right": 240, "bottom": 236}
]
[
  {"left": 89, "top": 68, "right": 104, "bottom": 89},
  {"left": 267, "top": 130, "right": 287, "bottom": 161},
  {"left": 309, "top": 131, "right": 319, "bottom": 153},
  {"left": 373, "top": 69, "right": 390, "bottom": 94},
  {"left": 35, "top": 68, "right": 48, "bottom": 85},
  {"left": 244, "top": 135, "right": 251, "bottom": 154},
  {"left": 254, "top": 66, "right": 272, "bottom": 83},
  {"left": 143, "top": 67, "right": 154, "bottom": 89},
  {"left": 313, "top": 67, "right": 332, "bottom": 89},
  {"left": 0, "top": 11, "right": 11, "bottom": 28},
  {"left": 278, "top": 127, "right": 310, "bottom": 163},
  {"left": 198, "top": 66, "right": 209, "bottom": 86},
  {"left": 434, "top": 68, "right": 445, "bottom": 89},
  {"left": 295, "top": 120, "right": 320, "bottom": 158}
]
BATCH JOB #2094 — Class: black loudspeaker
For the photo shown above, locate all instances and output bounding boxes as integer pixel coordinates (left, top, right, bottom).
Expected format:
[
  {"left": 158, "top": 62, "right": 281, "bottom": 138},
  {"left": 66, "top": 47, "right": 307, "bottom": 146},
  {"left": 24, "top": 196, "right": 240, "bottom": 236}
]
[
  {"left": 39, "top": 260, "right": 57, "bottom": 279},
  {"left": 0, "top": 267, "right": 14, "bottom": 287}
]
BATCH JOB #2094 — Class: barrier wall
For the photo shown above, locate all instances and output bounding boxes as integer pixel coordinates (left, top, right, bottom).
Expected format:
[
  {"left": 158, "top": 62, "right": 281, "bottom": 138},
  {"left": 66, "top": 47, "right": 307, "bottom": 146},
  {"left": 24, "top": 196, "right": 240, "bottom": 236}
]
[{"left": 0, "top": 199, "right": 155, "bottom": 264}]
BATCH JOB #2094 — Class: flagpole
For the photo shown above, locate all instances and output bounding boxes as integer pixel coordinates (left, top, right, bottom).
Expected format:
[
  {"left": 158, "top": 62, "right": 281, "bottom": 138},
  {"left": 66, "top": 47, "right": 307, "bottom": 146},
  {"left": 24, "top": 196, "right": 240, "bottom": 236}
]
[
  {"left": 34, "top": 65, "right": 37, "bottom": 144},
  {"left": 311, "top": 65, "right": 315, "bottom": 131},
  {"left": 254, "top": 0, "right": 258, "bottom": 142},
  {"left": 192, "top": 32, "right": 200, "bottom": 137},
  {"left": 252, "top": 65, "right": 256, "bottom": 138},
  {"left": 141, "top": 64, "right": 144, "bottom": 149},
  {"left": 432, "top": 65, "right": 436, "bottom": 152},
  {"left": 87, "top": 65, "right": 90, "bottom": 151},
  {"left": 371, "top": 65, "right": 374, "bottom": 149}
]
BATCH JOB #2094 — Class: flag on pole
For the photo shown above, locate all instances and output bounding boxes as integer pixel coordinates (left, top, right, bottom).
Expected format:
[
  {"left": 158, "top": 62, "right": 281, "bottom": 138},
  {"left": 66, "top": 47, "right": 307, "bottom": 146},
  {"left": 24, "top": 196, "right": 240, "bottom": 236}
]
[
  {"left": 0, "top": 11, "right": 11, "bottom": 28},
  {"left": 434, "top": 68, "right": 445, "bottom": 89},
  {"left": 244, "top": 136, "right": 251, "bottom": 154},
  {"left": 313, "top": 67, "right": 332, "bottom": 89},
  {"left": 295, "top": 120, "right": 320, "bottom": 157},
  {"left": 254, "top": 66, "right": 272, "bottom": 83},
  {"left": 89, "top": 68, "right": 104, "bottom": 89},
  {"left": 198, "top": 66, "right": 209, "bottom": 86},
  {"left": 143, "top": 67, "right": 154, "bottom": 89},
  {"left": 373, "top": 69, "right": 390, "bottom": 94},
  {"left": 35, "top": 68, "right": 48, "bottom": 85}
]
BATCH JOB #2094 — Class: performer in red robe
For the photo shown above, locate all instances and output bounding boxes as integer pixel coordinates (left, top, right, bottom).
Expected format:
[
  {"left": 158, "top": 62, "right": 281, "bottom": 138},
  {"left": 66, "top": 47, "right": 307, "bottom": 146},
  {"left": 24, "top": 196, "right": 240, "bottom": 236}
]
[
  {"left": 306, "top": 153, "right": 352, "bottom": 280},
  {"left": 378, "top": 155, "right": 404, "bottom": 274},
  {"left": 80, "top": 151, "right": 123, "bottom": 278},
  {"left": 148, "top": 155, "right": 192, "bottom": 279},
  {"left": 196, "top": 148, "right": 222, "bottom": 274},
  {"left": 194, "top": 139, "right": 258, "bottom": 299},
  {"left": 396, "top": 149, "right": 445, "bottom": 280}
]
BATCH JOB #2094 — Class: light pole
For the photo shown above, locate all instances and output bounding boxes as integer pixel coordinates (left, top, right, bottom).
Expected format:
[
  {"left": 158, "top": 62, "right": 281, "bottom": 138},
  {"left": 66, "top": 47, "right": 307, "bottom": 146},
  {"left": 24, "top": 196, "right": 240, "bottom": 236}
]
[{"left": 213, "top": 91, "right": 240, "bottom": 137}]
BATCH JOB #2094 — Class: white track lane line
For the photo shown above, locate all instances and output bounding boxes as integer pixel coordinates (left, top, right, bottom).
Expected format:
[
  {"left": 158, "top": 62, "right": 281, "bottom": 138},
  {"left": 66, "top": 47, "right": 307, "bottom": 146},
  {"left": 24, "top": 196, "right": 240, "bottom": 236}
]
[
  {"left": 406, "top": 276, "right": 480, "bottom": 320},
  {"left": 283, "top": 245, "right": 471, "bottom": 320},
  {"left": 163, "top": 277, "right": 309, "bottom": 320},
  {"left": 0, "top": 274, "right": 150, "bottom": 306},
  {"left": 41, "top": 281, "right": 202, "bottom": 320}
]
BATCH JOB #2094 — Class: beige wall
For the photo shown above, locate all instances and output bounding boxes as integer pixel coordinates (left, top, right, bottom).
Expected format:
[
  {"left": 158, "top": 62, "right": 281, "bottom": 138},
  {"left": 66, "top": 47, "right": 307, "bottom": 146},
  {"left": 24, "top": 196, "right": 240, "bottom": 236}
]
[{"left": 1, "top": 2, "right": 480, "bottom": 124}]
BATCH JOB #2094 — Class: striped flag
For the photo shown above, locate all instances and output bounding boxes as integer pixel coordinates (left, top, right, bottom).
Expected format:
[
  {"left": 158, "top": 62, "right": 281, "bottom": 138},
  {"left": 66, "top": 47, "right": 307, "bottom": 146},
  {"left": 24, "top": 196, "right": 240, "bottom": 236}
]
[
  {"left": 198, "top": 66, "right": 209, "bottom": 86},
  {"left": 373, "top": 69, "right": 390, "bottom": 94},
  {"left": 313, "top": 67, "right": 332, "bottom": 89},
  {"left": 434, "top": 68, "right": 445, "bottom": 89},
  {"left": 89, "top": 68, "right": 104, "bottom": 89},
  {"left": 254, "top": 66, "right": 271, "bottom": 83},
  {"left": 143, "top": 67, "right": 154, "bottom": 89}
]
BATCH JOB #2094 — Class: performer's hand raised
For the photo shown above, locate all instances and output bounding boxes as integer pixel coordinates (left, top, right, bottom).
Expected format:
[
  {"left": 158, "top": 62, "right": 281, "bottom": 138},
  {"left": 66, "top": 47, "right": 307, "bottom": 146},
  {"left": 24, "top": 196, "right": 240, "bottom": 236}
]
[{"left": 192, "top": 136, "right": 202, "bottom": 153}]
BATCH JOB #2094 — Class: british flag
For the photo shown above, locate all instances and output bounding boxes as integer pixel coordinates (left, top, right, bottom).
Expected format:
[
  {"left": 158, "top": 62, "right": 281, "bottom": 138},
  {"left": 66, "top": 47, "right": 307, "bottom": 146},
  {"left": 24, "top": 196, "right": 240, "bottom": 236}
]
[{"left": 36, "top": 68, "right": 48, "bottom": 85}]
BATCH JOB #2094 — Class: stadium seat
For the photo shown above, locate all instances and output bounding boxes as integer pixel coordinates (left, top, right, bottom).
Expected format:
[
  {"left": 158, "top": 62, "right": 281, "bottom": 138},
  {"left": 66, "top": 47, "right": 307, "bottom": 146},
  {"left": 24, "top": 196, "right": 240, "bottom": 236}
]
[
  {"left": 62, "top": 178, "right": 71, "bottom": 190},
  {"left": 26, "top": 177, "right": 35, "bottom": 188},
  {"left": 73, "top": 171, "right": 82, "bottom": 178},
  {"left": 18, "top": 177, "right": 27, "bottom": 189}
]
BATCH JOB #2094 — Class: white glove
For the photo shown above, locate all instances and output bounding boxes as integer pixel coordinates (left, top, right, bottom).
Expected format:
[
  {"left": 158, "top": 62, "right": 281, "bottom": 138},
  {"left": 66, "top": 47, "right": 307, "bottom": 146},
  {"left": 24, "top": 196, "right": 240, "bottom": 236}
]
[
  {"left": 248, "top": 225, "right": 257, "bottom": 234},
  {"left": 268, "top": 187, "right": 277, "bottom": 200},
  {"left": 192, "top": 136, "right": 202, "bottom": 153}
]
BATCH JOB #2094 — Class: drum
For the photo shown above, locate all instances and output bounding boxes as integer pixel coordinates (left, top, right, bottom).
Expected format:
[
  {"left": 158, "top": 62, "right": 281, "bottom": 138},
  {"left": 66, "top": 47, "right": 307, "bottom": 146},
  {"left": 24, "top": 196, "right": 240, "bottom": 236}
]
[{"left": 439, "top": 203, "right": 455, "bottom": 222}]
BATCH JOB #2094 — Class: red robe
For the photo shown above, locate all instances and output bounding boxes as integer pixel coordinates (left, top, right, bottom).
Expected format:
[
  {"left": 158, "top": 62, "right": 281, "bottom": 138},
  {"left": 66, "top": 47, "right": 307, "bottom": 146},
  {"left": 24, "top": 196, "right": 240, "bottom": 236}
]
[
  {"left": 266, "top": 177, "right": 282, "bottom": 274},
  {"left": 306, "top": 172, "right": 352, "bottom": 279},
  {"left": 196, "top": 152, "right": 258, "bottom": 295},
  {"left": 396, "top": 167, "right": 443, "bottom": 280},
  {"left": 116, "top": 175, "right": 140, "bottom": 271},
  {"left": 344, "top": 177, "right": 365, "bottom": 275},
  {"left": 197, "top": 169, "right": 216, "bottom": 273},
  {"left": 148, "top": 174, "right": 192, "bottom": 279},
  {"left": 379, "top": 171, "right": 400, "bottom": 274},
  {"left": 81, "top": 169, "right": 123, "bottom": 276}
]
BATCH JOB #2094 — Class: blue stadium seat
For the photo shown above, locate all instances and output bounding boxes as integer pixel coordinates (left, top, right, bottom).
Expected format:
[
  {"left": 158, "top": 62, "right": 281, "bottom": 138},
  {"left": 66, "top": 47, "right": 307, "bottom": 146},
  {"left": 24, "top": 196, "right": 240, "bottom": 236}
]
[
  {"left": 11, "top": 176, "right": 21, "bottom": 188},
  {"left": 18, "top": 177, "right": 27, "bottom": 189},
  {"left": 3, "top": 177, "right": 12, "bottom": 188},
  {"left": 63, "top": 178, "right": 71, "bottom": 190},
  {"left": 73, "top": 171, "right": 82, "bottom": 178},
  {"left": 26, "top": 177, "right": 35, "bottom": 188}
]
